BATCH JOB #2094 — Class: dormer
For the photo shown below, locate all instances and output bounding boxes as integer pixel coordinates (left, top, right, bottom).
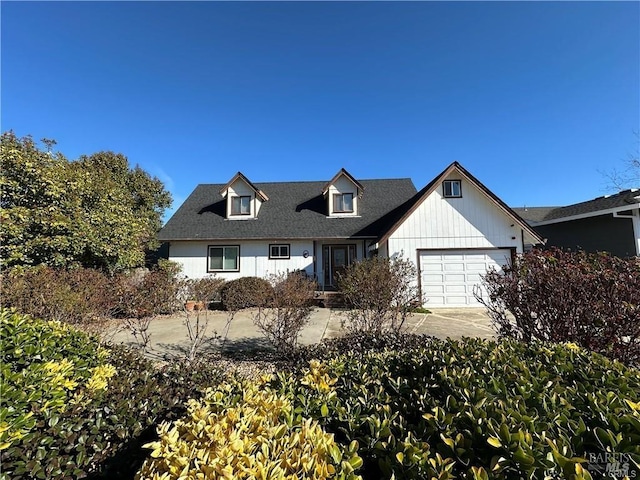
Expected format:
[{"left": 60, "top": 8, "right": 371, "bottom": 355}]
[
  {"left": 322, "top": 168, "right": 364, "bottom": 217},
  {"left": 219, "top": 172, "right": 269, "bottom": 220}
]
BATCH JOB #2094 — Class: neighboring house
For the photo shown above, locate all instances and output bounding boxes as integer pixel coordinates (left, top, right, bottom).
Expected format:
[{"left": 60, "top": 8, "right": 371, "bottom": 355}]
[
  {"left": 514, "top": 189, "right": 640, "bottom": 258},
  {"left": 159, "top": 162, "right": 543, "bottom": 307}
]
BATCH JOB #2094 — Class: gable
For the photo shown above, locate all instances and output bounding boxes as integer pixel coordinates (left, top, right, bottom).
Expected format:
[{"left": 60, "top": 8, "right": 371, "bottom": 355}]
[
  {"left": 388, "top": 173, "right": 531, "bottom": 249},
  {"left": 379, "top": 162, "right": 543, "bottom": 246},
  {"left": 225, "top": 177, "right": 262, "bottom": 218},
  {"left": 326, "top": 176, "right": 360, "bottom": 216}
]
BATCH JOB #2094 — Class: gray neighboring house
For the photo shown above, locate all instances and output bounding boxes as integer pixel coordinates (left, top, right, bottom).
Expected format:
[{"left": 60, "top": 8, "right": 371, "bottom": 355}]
[
  {"left": 159, "top": 163, "right": 543, "bottom": 307},
  {"left": 514, "top": 189, "right": 640, "bottom": 257}
]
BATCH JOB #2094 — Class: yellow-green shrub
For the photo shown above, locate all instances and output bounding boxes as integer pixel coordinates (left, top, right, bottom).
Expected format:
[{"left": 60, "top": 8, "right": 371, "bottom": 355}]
[
  {"left": 1, "top": 309, "right": 225, "bottom": 480},
  {"left": 0, "top": 309, "right": 116, "bottom": 451},
  {"left": 136, "top": 374, "right": 363, "bottom": 480}
]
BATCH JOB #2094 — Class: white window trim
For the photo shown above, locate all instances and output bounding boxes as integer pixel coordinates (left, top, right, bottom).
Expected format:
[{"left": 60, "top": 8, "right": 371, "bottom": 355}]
[
  {"left": 269, "top": 244, "right": 290, "bottom": 259},
  {"left": 443, "top": 180, "right": 462, "bottom": 198},
  {"left": 208, "top": 245, "right": 240, "bottom": 272}
]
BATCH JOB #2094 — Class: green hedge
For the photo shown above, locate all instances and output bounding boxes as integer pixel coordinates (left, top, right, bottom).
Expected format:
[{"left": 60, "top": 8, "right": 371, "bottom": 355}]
[
  {"left": 273, "top": 338, "right": 640, "bottom": 479},
  {"left": 0, "top": 310, "right": 223, "bottom": 479},
  {"left": 3, "top": 308, "right": 639, "bottom": 480}
]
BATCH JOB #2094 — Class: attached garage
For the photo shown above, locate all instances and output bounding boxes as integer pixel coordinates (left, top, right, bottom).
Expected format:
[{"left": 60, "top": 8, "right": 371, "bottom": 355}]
[{"left": 418, "top": 249, "right": 514, "bottom": 307}]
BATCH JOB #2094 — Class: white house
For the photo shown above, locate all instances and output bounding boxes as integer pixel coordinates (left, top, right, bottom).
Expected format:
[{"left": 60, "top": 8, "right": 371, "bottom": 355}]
[{"left": 158, "top": 162, "right": 543, "bottom": 307}]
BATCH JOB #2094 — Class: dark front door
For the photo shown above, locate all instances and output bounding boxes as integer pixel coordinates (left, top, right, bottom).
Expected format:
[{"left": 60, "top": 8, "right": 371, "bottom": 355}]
[{"left": 324, "top": 245, "right": 356, "bottom": 287}]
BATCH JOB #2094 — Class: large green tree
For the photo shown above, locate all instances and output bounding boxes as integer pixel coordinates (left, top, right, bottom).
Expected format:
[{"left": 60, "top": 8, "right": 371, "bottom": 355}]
[{"left": 0, "top": 131, "right": 172, "bottom": 272}]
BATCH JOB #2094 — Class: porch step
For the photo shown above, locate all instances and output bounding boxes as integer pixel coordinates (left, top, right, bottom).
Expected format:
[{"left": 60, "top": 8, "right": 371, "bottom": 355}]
[{"left": 315, "top": 291, "right": 347, "bottom": 309}]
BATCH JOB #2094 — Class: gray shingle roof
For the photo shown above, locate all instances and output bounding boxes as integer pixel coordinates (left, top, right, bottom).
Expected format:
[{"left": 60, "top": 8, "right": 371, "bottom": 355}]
[
  {"left": 513, "top": 189, "right": 640, "bottom": 224},
  {"left": 159, "top": 178, "right": 418, "bottom": 241},
  {"left": 512, "top": 207, "right": 560, "bottom": 223}
]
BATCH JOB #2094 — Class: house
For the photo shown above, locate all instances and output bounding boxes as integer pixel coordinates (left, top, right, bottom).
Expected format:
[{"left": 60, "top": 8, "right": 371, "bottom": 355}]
[
  {"left": 514, "top": 189, "right": 640, "bottom": 258},
  {"left": 158, "top": 162, "right": 543, "bottom": 307}
]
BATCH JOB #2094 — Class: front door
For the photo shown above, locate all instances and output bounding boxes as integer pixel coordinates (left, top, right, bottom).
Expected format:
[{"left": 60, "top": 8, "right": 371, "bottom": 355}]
[{"left": 323, "top": 245, "right": 356, "bottom": 287}]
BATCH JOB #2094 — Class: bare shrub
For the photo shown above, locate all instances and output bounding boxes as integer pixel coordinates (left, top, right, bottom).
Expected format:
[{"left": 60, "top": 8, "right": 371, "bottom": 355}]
[
  {"left": 116, "top": 265, "right": 183, "bottom": 351},
  {"left": 251, "top": 271, "right": 317, "bottom": 355},
  {"left": 337, "top": 255, "right": 419, "bottom": 335},
  {"left": 182, "top": 275, "right": 226, "bottom": 362},
  {"left": 477, "top": 248, "right": 640, "bottom": 366},
  {"left": 1, "top": 265, "right": 118, "bottom": 327}
]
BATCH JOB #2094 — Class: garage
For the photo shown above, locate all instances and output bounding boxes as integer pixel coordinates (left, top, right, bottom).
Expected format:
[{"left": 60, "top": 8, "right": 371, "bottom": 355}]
[{"left": 418, "top": 249, "right": 513, "bottom": 307}]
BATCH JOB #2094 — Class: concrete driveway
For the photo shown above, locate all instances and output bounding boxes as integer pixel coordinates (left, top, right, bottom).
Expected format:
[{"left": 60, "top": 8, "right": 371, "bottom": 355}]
[{"left": 109, "top": 307, "right": 494, "bottom": 359}]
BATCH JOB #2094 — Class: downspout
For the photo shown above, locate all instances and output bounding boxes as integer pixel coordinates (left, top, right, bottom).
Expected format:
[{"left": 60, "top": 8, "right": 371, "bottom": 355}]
[{"left": 633, "top": 210, "right": 640, "bottom": 256}]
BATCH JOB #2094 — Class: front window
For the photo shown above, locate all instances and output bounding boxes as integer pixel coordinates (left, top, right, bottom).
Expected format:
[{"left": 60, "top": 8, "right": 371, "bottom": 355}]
[
  {"left": 208, "top": 245, "right": 239, "bottom": 271},
  {"left": 333, "top": 193, "right": 354, "bottom": 213},
  {"left": 443, "top": 180, "right": 462, "bottom": 198},
  {"left": 231, "top": 196, "right": 251, "bottom": 215},
  {"left": 269, "top": 244, "right": 290, "bottom": 259}
]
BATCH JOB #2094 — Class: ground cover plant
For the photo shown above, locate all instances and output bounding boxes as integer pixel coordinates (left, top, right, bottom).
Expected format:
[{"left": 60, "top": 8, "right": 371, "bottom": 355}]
[
  {"left": 478, "top": 248, "right": 640, "bottom": 366},
  {"left": 0, "top": 309, "right": 223, "bottom": 480}
]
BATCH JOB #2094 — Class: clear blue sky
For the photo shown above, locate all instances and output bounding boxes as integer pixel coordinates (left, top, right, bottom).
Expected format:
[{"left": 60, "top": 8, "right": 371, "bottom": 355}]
[{"left": 3, "top": 1, "right": 639, "bottom": 221}]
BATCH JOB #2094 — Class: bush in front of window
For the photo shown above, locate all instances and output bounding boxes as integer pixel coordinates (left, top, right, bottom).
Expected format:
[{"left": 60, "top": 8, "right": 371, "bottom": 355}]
[{"left": 220, "top": 276, "right": 274, "bottom": 311}]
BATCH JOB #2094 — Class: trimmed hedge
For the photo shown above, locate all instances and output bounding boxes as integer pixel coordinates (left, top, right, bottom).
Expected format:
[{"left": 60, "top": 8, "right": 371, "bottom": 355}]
[
  {"left": 220, "top": 276, "right": 274, "bottom": 311},
  {"left": 4, "top": 307, "right": 639, "bottom": 480},
  {"left": 274, "top": 338, "right": 640, "bottom": 479}
]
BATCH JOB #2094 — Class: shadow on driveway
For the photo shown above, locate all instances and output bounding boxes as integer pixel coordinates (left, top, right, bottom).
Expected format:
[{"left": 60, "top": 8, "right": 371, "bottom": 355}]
[{"left": 110, "top": 307, "right": 495, "bottom": 359}]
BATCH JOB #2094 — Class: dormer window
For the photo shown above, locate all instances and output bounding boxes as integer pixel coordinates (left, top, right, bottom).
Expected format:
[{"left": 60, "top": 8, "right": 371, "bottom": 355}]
[
  {"left": 220, "top": 172, "right": 269, "bottom": 220},
  {"left": 323, "top": 168, "right": 364, "bottom": 217},
  {"left": 333, "top": 193, "right": 354, "bottom": 213},
  {"left": 231, "top": 196, "right": 251, "bottom": 215},
  {"left": 443, "top": 180, "right": 462, "bottom": 198}
]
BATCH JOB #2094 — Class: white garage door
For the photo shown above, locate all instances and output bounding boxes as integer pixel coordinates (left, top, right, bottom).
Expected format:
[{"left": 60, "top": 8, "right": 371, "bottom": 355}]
[{"left": 419, "top": 249, "right": 512, "bottom": 307}]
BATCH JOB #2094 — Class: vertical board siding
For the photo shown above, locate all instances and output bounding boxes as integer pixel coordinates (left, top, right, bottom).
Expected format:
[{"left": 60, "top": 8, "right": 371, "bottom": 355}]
[{"left": 388, "top": 175, "right": 523, "bottom": 257}]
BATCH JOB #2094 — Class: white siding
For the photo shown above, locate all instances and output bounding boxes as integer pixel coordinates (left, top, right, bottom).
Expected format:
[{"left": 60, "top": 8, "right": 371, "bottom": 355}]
[
  {"left": 169, "top": 240, "right": 314, "bottom": 280},
  {"left": 388, "top": 173, "right": 524, "bottom": 257}
]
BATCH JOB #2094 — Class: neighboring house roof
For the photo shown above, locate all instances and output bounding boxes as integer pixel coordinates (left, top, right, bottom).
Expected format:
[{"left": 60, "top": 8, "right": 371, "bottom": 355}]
[
  {"left": 512, "top": 207, "right": 560, "bottom": 224},
  {"left": 513, "top": 189, "right": 640, "bottom": 225},
  {"left": 159, "top": 178, "right": 417, "bottom": 241},
  {"left": 378, "top": 161, "right": 545, "bottom": 245}
]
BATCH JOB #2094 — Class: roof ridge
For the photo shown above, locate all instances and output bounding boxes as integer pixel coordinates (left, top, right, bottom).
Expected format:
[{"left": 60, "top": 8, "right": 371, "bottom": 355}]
[{"left": 196, "top": 177, "right": 414, "bottom": 187}]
